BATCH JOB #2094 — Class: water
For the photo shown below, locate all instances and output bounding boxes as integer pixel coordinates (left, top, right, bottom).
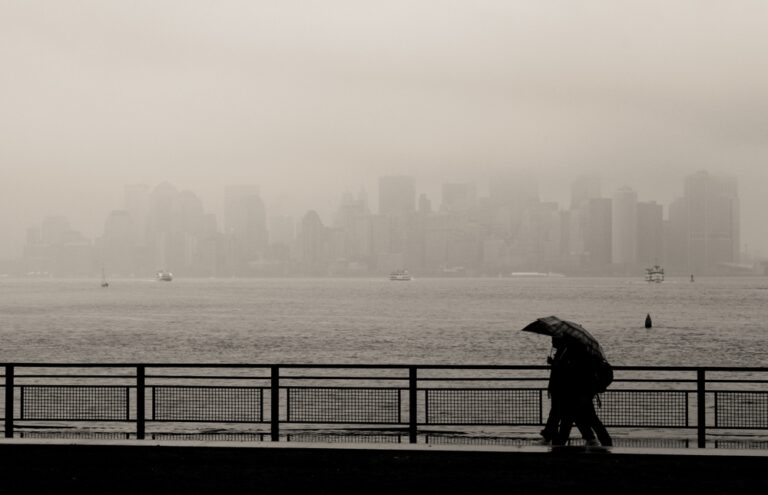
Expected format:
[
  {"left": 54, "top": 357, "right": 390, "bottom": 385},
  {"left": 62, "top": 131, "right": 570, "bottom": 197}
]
[{"left": 0, "top": 276, "right": 766, "bottom": 367}]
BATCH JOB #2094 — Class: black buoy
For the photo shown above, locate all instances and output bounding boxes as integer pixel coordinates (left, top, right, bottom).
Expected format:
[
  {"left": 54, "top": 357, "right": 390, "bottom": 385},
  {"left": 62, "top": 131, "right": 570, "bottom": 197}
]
[{"left": 645, "top": 313, "right": 652, "bottom": 328}]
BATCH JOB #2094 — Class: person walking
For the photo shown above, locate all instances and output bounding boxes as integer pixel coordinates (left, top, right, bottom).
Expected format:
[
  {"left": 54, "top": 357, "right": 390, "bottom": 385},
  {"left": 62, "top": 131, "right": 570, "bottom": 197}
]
[
  {"left": 541, "top": 336, "right": 600, "bottom": 445},
  {"left": 552, "top": 343, "right": 612, "bottom": 447}
]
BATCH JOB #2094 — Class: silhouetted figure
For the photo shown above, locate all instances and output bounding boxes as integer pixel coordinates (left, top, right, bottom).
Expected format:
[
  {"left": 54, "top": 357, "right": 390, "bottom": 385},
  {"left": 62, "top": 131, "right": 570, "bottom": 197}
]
[
  {"left": 549, "top": 342, "right": 612, "bottom": 447},
  {"left": 645, "top": 313, "right": 652, "bottom": 328},
  {"left": 541, "top": 337, "right": 600, "bottom": 445}
]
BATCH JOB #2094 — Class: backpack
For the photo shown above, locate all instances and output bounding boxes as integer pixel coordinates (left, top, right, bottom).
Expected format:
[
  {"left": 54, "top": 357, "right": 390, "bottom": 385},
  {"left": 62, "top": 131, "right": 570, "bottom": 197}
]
[{"left": 591, "top": 358, "right": 614, "bottom": 394}]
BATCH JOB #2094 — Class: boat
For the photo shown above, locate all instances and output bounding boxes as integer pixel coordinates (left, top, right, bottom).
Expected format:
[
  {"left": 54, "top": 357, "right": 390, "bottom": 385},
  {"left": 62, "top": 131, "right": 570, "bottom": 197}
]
[
  {"left": 156, "top": 270, "right": 173, "bottom": 282},
  {"left": 389, "top": 269, "right": 412, "bottom": 281},
  {"left": 100, "top": 268, "right": 109, "bottom": 288},
  {"left": 509, "top": 272, "right": 565, "bottom": 278},
  {"left": 644, "top": 264, "right": 664, "bottom": 283}
]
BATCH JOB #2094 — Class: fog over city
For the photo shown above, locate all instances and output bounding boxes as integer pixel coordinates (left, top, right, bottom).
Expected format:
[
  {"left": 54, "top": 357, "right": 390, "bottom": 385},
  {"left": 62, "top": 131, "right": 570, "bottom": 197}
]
[{"left": 1, "top": 1, "right": 766, "bottom": 262}]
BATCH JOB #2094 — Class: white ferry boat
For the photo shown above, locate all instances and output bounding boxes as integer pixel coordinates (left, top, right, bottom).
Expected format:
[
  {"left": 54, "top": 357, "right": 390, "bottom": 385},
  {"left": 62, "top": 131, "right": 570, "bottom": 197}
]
[
  {"left": 389, "top": 269, "right": 412, "bottom": 281},
  {"left": 645, "top": 264, "right": 664, "bottom": 283},
  {"left": 156, "top": 270, "right": 173, "bottom": 282}
]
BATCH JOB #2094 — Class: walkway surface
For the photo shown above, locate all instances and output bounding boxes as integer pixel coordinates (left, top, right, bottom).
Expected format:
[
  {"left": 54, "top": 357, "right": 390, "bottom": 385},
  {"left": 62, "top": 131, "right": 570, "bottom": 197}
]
[{"left": 1, "top": 439, "right": 766, "bottom": 494}]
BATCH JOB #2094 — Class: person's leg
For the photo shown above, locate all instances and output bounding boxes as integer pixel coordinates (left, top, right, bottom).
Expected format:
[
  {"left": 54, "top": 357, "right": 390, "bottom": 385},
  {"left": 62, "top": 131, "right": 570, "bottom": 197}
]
[
  {"left": 541, "top": 394, "right": 562, "bottom": 441},
  {"left": 582, "top": 395, "right": 613, "bottom": 447},
  {"left": 587, "top": 397, "right": 612, "bottom": 446},
  {"left": 554, "top": 395, "right": 579, "bottom": 445},
  {"left": 573, "top": 394, "right": 597, "bottom": 444}
]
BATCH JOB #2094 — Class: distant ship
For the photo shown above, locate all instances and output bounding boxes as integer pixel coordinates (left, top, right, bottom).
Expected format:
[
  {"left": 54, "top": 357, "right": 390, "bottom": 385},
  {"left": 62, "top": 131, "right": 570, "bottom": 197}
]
[
  {"left": 156, "top": 270, "right": 173, "bottom": 282},
  {"left": 509, "top": 272, "right": 565, "bottom": 278},
  {"left": 389, "top": 269, "right": 412, "bottom": 281},
  {"left": 645, "top": 265, "right": 664, "bottom": 283}
]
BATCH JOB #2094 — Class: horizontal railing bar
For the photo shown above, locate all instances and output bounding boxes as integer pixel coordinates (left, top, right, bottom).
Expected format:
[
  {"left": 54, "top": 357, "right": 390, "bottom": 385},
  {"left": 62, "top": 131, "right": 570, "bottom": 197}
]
[
  {"left": 8, "top": 376, "right": 711, "bottom": 384},
  {"left": 417, "top": 377, "right": 546, "bottom": 381},
  {"left": 279, "top": 375, "right": 409, "bottom": 381},
  {"left": 146, "top": 375, "right": 270, "bottom": 380},
  {"left": 4, "top": 363, "right": 768, "bottom": 373},
  {"left": 706, "top": 379, "right": 768, "bottom": 384},
  {"left": 151, "top": 385, "right": 267, "bottom": 389},
  {"left": 18, "top": 384, "right": 128, "bottom": 388},
  {"left": 283, "top": 386, "right": 406, "bottom": 390},
  {"left": 14, "top": 375, "right": 137, "bottom": 379},
  {"left": 613, "top": 379, "right": 698, "bottom": 383},
  {"left": 148, "top": 419, "right": 268, "bottom": 424}
]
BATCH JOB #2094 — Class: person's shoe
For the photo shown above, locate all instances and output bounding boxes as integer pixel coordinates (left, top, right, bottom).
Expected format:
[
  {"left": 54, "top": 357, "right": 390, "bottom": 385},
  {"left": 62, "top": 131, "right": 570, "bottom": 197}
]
[{"left": 540, "top": 429, "right": 553, "bottom": 441}]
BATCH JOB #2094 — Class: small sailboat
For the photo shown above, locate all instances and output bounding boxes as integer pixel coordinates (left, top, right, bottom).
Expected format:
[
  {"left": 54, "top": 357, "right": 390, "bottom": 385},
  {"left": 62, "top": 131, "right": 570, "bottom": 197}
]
[{"left": 100, "top": 268, "right": 109, "bottom": 288}]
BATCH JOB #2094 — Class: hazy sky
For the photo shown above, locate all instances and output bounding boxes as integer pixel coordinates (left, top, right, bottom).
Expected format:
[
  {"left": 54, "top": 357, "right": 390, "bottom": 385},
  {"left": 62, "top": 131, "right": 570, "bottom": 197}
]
[{"left": 1, "top": 1, "right": 766, "bottom": 258}]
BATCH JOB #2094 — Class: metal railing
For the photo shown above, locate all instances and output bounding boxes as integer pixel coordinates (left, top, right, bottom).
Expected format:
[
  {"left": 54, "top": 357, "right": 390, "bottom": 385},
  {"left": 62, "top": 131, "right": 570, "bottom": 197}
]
[{"left": 2, "top": 363, "right": 767, "bottom": 448}]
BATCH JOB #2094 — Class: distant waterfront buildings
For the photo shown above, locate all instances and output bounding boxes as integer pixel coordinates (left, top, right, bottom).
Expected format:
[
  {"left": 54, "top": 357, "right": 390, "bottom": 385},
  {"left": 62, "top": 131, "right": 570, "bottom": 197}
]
[{"left": 14, "top": 169, "right": 754, "bottom": 278}]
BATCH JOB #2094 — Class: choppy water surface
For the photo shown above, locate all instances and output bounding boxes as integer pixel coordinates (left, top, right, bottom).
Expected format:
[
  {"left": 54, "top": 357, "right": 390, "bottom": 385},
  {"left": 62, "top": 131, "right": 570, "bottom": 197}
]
[{"left": 0, "top": 277, "right": 766, "bottom": 366}]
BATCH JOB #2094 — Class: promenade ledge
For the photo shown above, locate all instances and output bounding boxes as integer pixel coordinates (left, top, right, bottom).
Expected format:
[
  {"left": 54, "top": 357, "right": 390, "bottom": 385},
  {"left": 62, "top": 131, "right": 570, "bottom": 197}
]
[{"left": 1, "top": 439, "right": 767, "bottom": 494}]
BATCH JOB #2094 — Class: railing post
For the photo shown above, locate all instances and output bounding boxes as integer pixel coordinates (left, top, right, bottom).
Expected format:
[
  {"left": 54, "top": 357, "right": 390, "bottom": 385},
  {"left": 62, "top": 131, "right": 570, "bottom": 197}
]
[
  {"left": 409, "top": 366, "right": 417, "bottom": 444},
  {"left": 4, "top": 365, "right": 14, "bottom": 438},
  {"left": 697, "top": 369, "right": 706, "bottom": 448},
  {"left": 271, "top": 366, "right": 280, "bottom": 442},
  {"left": 136, "top": 366, "right": 145, "bottom": 440}
]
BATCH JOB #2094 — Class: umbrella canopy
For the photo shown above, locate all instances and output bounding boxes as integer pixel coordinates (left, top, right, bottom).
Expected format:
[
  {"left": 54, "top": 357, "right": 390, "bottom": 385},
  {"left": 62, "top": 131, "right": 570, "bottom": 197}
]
[{"left": 522, "top": 316, "right": 606, "bottom": 359}]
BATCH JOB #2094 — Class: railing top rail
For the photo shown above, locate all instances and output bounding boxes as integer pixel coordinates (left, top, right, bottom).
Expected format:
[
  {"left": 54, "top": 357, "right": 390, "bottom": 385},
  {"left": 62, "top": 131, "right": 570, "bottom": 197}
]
[{"left": 3, "top": 363, "right": 768, "bottom": 372}]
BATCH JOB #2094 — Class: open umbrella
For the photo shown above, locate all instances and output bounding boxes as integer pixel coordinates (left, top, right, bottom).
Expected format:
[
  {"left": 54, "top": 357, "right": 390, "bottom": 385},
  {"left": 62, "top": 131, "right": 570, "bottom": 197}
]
[{"left": 521, "top": 316, "right": 606, "bottom": 359}]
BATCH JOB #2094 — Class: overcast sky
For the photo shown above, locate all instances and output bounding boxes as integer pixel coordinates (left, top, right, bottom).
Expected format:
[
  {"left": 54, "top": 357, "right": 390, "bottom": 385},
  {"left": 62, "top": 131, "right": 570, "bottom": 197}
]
[{"left": 1, "top": 1, "right": 766, "bottom": 259}]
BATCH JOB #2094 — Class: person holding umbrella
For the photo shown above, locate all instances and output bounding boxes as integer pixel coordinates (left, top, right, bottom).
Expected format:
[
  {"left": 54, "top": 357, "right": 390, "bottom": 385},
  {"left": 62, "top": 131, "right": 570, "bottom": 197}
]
[
  {"left": 540, "top": 335, "right": 598, "bottom": 445},
  {"left": 523, "top": 316, "right": 613, "bottom": 447}
]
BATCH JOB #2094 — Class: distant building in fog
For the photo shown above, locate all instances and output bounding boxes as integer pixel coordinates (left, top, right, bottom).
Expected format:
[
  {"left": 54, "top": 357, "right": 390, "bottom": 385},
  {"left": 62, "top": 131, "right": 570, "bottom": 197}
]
[
  {"left": 102, "top": 210, "right": 135, "bottom": 276},
  {"left": 636, "top": 201, "right": 664, "bottom": 267},
  {"left": 224, "top": 185, "right": 268, "bottom": 270},
  {"left": 585, "top": 198, "right": 612, "bottom": 269},
  {"left": 299, "top": 210, "right": 328, "bottom": 274},
  {"left": 611, "top": 186, "right": 638, "bottom": 267},
  {"left": 681, "top": 171, "right": 740, "bottom": 274},
  {"left": 441, "top": 182, "right": 477, "bottom": 213},
  {"left": 124, "top": 184, "right": 150, "bottom": 247},
  {"left": 570, "top": 174, "right": 602, "bottom": 210}
]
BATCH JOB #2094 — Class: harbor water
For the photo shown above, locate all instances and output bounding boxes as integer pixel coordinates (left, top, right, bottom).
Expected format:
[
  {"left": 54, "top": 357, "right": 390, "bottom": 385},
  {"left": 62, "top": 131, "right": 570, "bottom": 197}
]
[{"left": 1, "top": 276, "right": 766, "bottom": 367}]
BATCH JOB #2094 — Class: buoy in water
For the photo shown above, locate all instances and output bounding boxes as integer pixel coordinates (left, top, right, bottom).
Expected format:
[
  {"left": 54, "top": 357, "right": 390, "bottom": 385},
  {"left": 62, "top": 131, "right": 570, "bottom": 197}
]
[{"left": 645, "top": 314, "right": 652, "bottom": 328}]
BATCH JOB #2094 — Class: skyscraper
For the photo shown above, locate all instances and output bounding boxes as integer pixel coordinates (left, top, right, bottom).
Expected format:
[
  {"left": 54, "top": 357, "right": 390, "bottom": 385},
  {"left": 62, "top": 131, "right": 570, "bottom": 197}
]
[
  {"left": 570, "top": 174, "right": 602, "bottom": 210},
  {"left": 441, "top": 183, "right": 477, "bottom": 213},
  {"left": 611, "top": 186, "right": 638, "bottom": 267},
  {"left": 636, "top": 201, "right": 664, "bottom": 266},
  {"left": 124, "top": 184, "right": 150, "bottom": 247},
  {"left": 682, "top": 171, "right": 740, "bottom": 274},
  {"left": 586, "top": 198, "right": 612, "bottom": 269},
  {"left": 224, "top": 185, "right": 268, "bottom": 269},
  {"left": 102, "top": 210, "right": 135, "bottom": 276}
]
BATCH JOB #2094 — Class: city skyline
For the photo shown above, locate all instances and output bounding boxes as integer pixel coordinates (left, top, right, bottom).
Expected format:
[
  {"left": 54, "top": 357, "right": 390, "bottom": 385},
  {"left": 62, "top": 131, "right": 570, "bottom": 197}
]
[
  {"left": 2, "top": 2, "right": 767, "bottom": 261},
  {"left": 7, "top": 169, "right": 753, "bottom": 278},
  {"left": 1, "top": 166, "right": 765, "bottom": 261}
]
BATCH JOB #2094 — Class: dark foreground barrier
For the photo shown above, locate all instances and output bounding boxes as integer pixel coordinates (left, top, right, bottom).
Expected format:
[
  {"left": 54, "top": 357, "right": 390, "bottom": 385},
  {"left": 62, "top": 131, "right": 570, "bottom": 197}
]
[
  {"left": 0, "top": 441, "right": 767, "bottom": 495},
  {"left": 3, "top": 363, "right": 768, "bottom": 448}
]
